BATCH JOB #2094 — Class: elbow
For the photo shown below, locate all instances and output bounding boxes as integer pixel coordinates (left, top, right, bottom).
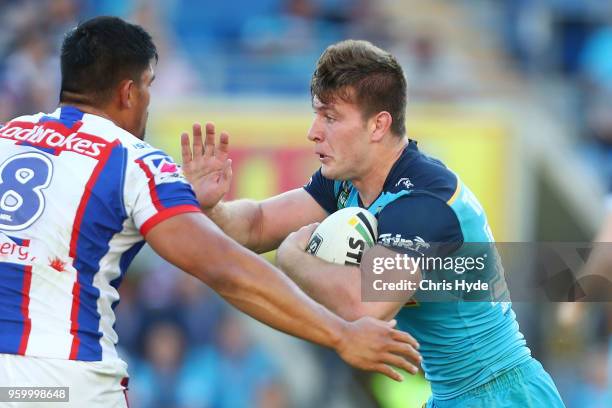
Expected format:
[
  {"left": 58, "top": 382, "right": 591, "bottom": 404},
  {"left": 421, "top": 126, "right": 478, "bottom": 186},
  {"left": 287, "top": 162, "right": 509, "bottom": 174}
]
[{"left": 248, "top": 202, "right": 266, "bottom": 253}]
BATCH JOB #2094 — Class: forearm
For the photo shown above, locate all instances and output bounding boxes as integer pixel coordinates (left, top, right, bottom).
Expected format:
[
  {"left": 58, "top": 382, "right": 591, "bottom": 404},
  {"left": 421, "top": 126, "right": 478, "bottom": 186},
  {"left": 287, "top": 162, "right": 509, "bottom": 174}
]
[
  {"left": 278, "top": 245, "right": 366, "bottom": 321},
  {"left": 205, "top": 199, "right": 263, "bottom": 251},
  {"left": 277, "top": 242, "right": 416, "bottom": 321},
  {"left": 203, "top": 189, "right": 328, "bottom": 253},
  {"left": 154, "top": 215, "right": 346, "bottom": 349},
  {"left": 200, "top": 239, "right": 345, "bottom": 349}
]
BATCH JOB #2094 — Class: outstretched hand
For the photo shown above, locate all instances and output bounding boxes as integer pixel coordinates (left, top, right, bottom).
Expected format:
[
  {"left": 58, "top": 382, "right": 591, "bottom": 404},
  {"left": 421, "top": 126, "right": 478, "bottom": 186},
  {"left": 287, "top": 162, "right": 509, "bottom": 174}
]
[
  {"left": 181, "top": 122, "right": 232, "bottom": 210},
  {"left": 337, "top": 317, "right": 421, "bottom": 381}
]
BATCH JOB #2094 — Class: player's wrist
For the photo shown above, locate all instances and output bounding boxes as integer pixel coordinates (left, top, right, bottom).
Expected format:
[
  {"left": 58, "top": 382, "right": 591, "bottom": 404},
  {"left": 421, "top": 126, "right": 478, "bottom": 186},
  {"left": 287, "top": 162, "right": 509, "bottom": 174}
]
[
  {"left": 276, "top": 241, "right": 296, "bottom": 268},
  {"left": 328, "top": 316, "right": 349, "bottom": 353}
]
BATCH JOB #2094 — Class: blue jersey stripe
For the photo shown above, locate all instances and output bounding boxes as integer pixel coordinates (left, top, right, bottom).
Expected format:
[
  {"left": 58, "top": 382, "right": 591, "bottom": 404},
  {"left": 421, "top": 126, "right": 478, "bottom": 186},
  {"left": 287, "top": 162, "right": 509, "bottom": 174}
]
[
  {"left": 6, "top": 235, "right": 29, "bottom": 246},
  {"left": 16, "top": 141, "right": 59, "bottom": 155},
  {"left": 154, "top": 181, "right": 199, "bottom": 209},
  {"left": 0, "top": 262, "right": 31, "bottom": 354},
  {"left": 39, "top": 106, "right": 84, "bottom": 128},
  {"left": 110, "top": 241, "right": 145, "bottom": 312},
  {"left": 71, "top": 143, "right": 127, "bottom": 361}
]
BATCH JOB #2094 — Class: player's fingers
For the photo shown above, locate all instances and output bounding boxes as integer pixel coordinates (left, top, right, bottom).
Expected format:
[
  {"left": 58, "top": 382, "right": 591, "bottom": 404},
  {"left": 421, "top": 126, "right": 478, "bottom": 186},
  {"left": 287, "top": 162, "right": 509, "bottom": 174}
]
[
  {"left": 218, "top": 131, "right": 230, "bottom": 156},
  {"left": 223, "top": 159, "right": 232, "bottom": 181},
  {"left": 390, "top": 328, "right": 419, "bottom": 349},
  {"left": 374, "top": 364, "right": 404, "bottom": 382},
  {"left": 386, "top": 342, "right": 421, "bottom": 366},
  {"left": 303, "top": 223, "right": 319, "bottom": 235},
  {"left": 382, "top": 352, "right": 419, "bottom": 375},
  {"left": 204, "top": 122, "right": 216, "bottom": 157},
  {"left": 300, "top": 222, "right": 318, "bottom": 231},
  {"left": 192, "top": 123, "right": 204, "bottom": 157},
  {"left": 180, "top": 133, "right": 192, "bottom": 164}
]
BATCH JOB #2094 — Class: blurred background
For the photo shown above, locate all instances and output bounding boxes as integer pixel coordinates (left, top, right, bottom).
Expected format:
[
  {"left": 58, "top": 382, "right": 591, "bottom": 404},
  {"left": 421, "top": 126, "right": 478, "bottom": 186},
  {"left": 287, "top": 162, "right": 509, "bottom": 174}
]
[{"left": 1, "top": 0, "right": 611, "bottom": 406}]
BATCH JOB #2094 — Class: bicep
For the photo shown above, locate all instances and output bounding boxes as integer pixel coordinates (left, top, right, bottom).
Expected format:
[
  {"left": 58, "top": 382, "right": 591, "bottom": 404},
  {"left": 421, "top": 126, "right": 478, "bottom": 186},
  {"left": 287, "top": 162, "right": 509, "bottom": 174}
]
[
  {"left": 256, "top": 188, "right": 328, "bottom": 252},
  {"left": 144, "top": 212, "right": 232, "bottom": 284}
]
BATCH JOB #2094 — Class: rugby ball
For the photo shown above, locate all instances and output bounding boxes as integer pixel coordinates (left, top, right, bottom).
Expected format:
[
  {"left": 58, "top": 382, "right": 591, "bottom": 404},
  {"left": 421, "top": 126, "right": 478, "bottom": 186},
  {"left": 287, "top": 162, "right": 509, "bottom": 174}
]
[{"left": 306, "top": 207, "right": 378, "bottom": 266}]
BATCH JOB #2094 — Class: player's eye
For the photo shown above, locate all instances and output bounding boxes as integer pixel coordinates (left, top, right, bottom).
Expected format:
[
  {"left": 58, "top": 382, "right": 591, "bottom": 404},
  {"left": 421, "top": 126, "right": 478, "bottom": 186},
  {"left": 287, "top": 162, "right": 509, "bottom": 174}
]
[{"left": 325, "top": 115, "right": 336, "bottom": 123}]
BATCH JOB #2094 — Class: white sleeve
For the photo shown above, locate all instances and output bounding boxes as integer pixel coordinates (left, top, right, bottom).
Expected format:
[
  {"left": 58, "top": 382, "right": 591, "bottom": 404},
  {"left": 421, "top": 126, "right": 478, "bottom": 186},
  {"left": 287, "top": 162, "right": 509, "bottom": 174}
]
[{"left": 124, "top": 148, "right": 201, "bottom": 236}]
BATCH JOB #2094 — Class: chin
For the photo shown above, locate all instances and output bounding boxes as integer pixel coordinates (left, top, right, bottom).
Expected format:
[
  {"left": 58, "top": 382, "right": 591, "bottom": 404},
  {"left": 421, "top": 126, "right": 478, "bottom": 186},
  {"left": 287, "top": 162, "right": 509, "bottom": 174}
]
[{"left": 320, "top": 165, "right": 343, "bottom": 181}]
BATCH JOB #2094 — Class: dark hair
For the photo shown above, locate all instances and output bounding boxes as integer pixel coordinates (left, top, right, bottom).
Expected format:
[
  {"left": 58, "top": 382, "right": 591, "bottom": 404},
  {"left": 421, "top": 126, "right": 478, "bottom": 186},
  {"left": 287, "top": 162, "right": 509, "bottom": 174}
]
[
  {"left": 60, "top": 16, "right": 158, "bottom": 104},
  {"left": 311, "top": 40, "right": 407, "bottom": 137}
]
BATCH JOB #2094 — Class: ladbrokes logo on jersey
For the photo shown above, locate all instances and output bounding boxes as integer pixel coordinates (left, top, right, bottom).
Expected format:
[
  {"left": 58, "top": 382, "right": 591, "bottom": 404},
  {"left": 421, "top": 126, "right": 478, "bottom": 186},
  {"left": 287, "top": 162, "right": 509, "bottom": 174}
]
[{"left": 0, "top": 121, "right": 108, "bottom": 158}]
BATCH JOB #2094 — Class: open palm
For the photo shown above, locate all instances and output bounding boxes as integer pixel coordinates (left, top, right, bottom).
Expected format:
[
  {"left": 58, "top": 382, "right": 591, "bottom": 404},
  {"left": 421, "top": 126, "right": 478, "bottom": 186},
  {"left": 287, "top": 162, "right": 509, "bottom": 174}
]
[{"left": 181, "top": 122, "right": 232, "bottom": 210}]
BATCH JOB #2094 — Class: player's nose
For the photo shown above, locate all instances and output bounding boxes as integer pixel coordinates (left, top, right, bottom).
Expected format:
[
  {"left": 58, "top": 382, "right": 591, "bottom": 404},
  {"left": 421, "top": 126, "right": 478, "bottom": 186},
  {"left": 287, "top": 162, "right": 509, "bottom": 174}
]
[{"left": 307, "top": 119, "right": 324, "bottom": 142}]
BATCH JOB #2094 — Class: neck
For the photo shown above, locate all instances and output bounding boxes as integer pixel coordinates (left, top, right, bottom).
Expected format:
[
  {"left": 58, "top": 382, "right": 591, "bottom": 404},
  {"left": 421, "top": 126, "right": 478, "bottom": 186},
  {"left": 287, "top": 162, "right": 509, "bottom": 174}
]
[
  {"left": 59, "top": 93, "right": 139, "bottom": 139},
  {"left": 352, "top": 138, "right": 407, "bottom": 207},
  {"left": 59, "top": 90, "right": 119, "bottom": 124},
  {"left": 59, "top": 100, "right": 114, "bottom": 122}
]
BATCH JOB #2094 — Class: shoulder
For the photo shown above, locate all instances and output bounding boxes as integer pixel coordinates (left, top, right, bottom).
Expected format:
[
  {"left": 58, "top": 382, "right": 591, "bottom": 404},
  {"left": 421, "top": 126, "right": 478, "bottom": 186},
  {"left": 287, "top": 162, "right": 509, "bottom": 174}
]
[
  {"left": 376, "top": 193, "right": 463, "bottom": 252},
  {"left": 395, "top": 151, "right": 459, "bottom": 203},
  {"left": 378, "top": 193, "right": 458, "bottom": 228}
]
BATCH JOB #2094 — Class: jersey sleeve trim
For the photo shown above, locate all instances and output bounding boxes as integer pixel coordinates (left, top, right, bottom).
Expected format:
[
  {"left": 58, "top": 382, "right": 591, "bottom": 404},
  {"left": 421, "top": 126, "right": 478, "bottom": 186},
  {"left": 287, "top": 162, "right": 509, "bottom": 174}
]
[
  {"left": 135, "top": 159, "right": 164, "bottom": 211},
  {"left": 446, "top": 182, "right": 461, "bottom": 205},
  {"left": 139, "top": 204, "right": 202, "bottom": 237},
  {"left": 303, "top": 186, "right": 332, "bottom": 214}
]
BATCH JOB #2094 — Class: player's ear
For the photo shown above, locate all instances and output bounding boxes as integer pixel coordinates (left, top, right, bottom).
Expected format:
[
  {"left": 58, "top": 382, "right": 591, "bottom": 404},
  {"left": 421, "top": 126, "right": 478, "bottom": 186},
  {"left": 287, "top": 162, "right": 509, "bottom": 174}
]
[
  {"left": 118, "top": 79, "right": 135, "bottom": 109},
  {"left": 370, "top": 111, "right": 393, "bottom": 142}
]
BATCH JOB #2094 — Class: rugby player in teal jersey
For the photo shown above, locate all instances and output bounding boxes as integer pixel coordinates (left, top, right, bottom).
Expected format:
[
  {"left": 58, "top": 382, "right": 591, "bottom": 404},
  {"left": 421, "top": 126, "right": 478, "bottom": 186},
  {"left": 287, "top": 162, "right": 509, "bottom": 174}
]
[{"left": 181, "top": 40, "right": 565, "bottom": 407}]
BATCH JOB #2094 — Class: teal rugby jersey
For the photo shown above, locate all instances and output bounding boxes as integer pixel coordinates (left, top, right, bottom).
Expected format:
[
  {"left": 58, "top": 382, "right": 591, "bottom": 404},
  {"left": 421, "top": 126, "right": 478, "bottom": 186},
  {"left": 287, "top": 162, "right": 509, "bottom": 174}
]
[{"left": 304, "top": 140, "right": 532, "bottom": 400}]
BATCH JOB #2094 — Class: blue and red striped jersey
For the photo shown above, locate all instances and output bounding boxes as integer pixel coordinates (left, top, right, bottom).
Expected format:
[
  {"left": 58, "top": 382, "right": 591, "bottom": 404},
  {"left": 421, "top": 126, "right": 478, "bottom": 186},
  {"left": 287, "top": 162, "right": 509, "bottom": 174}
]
[{"left": 0, "top": 106, "right": 200, "bottom": 363}]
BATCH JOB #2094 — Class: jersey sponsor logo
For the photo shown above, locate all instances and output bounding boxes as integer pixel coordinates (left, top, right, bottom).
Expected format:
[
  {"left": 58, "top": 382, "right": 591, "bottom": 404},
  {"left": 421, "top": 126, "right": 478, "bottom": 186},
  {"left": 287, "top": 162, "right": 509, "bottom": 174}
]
[
  {"left": 160, "top": 162, "right": 178, "bottom": 173},
  {"left": 138, "top": 153, "right": 183, "bottom": 182},
  {"left": 395, "top": 177, "right": 414, "bottom": 189},
  {"left": 0, "top": 122, "right": 108, "bottom": 158},
  {"left": 378, "top": 233, "right": 430, "bottom": 255},
  {"left": 0, "top": 234, "right": 35, "bottom": 263},
  {"left": 337, "top": 181, "right": 350, "bottom": 209}
]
